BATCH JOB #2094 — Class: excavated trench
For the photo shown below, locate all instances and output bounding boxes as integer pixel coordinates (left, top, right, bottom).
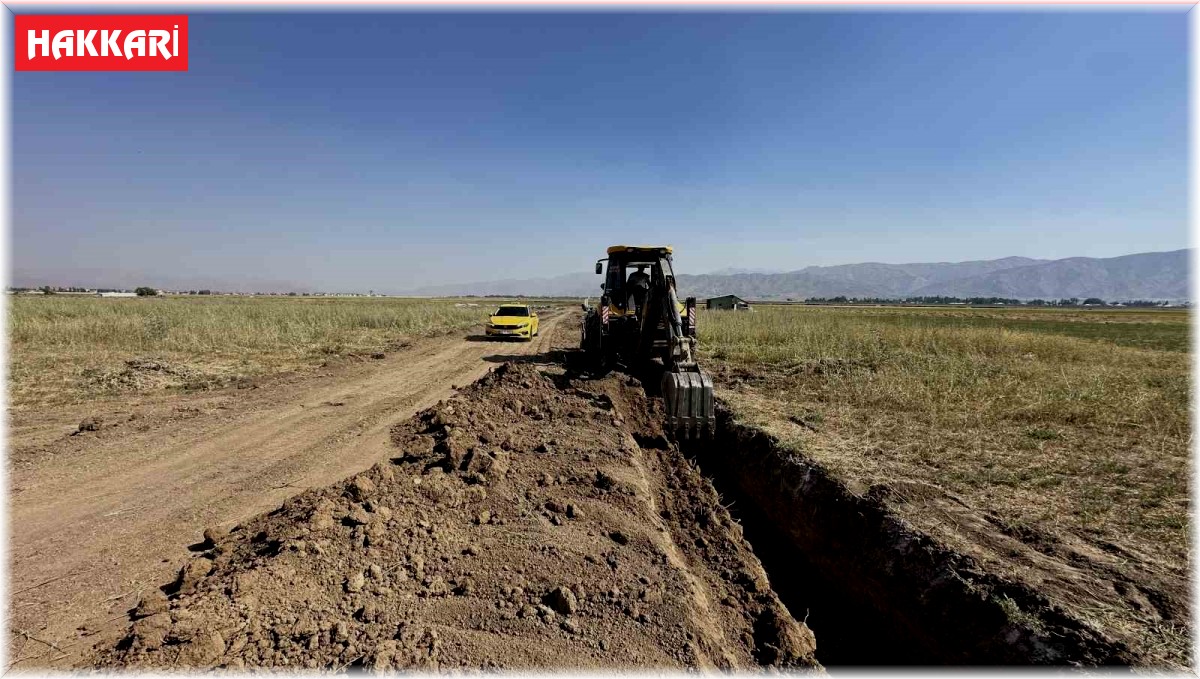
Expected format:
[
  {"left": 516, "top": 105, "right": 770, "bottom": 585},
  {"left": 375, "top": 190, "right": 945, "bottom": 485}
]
[
  {"left": 613, "top": 352, "right": 1132, "bottom": 666},
  {"left": 674, "top": 401, "right": 1135, "bottom": 666},
  {"left": 87, "top": 346, "right": 1134, "bottom": 670}
]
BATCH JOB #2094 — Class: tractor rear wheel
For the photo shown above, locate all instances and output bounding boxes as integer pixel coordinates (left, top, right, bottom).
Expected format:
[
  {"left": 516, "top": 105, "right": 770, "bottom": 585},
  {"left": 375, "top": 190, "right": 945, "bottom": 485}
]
[{"left": 581, "top": 312, "right": 610, "bottom": 374}]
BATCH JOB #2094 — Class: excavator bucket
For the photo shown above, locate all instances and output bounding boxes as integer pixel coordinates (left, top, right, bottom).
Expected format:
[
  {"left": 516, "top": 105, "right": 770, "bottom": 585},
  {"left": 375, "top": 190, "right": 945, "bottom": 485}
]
[{"left": 661, "top": 368, "right": 714, "bottom": 439}]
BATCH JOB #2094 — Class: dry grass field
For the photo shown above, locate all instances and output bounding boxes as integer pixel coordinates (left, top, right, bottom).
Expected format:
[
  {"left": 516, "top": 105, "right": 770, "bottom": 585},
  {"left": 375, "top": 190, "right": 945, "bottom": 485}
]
[
  {"left": 698, "top": 304, "right": 1191, "bottom": 664},
  {"left": 6, "top": 296, "right": 1190, "bottom": 666},
  {"left": 8, "top": 296, "right": 493, "bottom": 410}
]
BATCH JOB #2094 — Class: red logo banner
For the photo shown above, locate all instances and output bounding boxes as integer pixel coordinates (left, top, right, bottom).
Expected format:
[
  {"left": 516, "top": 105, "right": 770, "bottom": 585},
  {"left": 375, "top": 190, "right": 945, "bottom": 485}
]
[{"left": 15, "top": 15, "right": 188, "bottom": 71}]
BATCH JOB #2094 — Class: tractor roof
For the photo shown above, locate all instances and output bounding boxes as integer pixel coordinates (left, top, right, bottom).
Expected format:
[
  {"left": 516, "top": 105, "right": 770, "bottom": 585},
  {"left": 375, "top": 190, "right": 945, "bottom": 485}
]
[{"left": 606, "top": 245, "right": 673, "bottom": 255}]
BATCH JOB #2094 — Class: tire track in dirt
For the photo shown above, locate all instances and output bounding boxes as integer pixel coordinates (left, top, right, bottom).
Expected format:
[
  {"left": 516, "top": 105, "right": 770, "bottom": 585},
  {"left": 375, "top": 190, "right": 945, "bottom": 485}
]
[
  {"left": 5, "top": 313, "right": 567, "bottom": 670},
  {"left": 618, "top": 431, "right": 731, "bottom": 671}
]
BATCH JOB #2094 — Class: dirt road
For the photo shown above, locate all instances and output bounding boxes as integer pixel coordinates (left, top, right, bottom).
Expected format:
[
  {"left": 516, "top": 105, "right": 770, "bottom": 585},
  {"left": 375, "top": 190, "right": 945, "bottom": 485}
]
[{"left": 6, "top": 312, "right": 568, "bottom": 670}]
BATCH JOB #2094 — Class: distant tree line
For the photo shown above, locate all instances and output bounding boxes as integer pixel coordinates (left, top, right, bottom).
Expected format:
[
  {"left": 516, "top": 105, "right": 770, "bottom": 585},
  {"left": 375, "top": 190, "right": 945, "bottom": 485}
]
[
  {"left": 7, "top": 286, "right": 136, "bottom": 294},
  {"left": 799, "top": 295, "right": 1181, "bottom": 307},
  {"left": 7, "top": 286, "right": 388, "bottom": 297}
]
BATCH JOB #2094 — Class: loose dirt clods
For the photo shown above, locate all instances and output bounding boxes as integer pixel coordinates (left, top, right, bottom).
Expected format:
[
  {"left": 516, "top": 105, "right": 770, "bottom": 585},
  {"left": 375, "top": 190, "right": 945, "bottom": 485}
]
[{"left": 90, "top": 363, "right": 818, "bottom": 671}]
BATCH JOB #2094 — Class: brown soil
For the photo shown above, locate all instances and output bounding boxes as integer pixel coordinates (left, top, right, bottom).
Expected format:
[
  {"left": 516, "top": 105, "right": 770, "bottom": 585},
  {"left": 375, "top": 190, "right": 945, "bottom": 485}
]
[
  {"left": 85, "top": 362, "right": 818, "bottom": 670},
  {"left": 6, "top": 313, "right": 568, "bottom": 670}
]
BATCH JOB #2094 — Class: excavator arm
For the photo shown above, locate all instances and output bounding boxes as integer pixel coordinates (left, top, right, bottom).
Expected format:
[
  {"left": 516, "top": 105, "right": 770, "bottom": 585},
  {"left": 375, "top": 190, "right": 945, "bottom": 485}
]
[{"left": 639, "top": 272, "right": 714, "bottom": 438}]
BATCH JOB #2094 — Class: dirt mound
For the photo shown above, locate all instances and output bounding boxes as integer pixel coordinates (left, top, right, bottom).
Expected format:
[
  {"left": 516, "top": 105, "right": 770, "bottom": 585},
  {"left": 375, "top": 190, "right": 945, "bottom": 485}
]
[{"left": 88, "top": 363, "right": 819, "bottom": 671}]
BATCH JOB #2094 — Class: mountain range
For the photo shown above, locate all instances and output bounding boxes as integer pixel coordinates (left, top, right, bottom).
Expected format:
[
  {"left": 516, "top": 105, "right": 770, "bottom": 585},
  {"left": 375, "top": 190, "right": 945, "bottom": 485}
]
[{"left": 406, "top": 249, "right": 1191, "bottom": 301}]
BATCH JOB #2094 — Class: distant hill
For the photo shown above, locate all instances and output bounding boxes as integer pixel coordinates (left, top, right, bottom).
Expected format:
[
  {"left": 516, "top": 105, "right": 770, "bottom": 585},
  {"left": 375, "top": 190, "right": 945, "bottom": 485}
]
[
  {"left": 907, "top": 250, "right": 1191, "bottom": 301},
  {"left": 675, "top": 256, "right": 1048, "bottom": 300},
  {"left": 407, "top": 250, "right": 1190, "bottom": 301},
  {"left": 703, "top": 267, "right": 786, "bottom": 276}
]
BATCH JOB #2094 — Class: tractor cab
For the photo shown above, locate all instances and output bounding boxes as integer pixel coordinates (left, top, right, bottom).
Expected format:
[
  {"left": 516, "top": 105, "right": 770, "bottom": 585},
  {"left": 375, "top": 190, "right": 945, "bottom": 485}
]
[
  {"left": 582, "top": 244, "right": 711, "bottom": 438},
  {"left": 595, "top": 245, "right": 678, "bottom": 318}
]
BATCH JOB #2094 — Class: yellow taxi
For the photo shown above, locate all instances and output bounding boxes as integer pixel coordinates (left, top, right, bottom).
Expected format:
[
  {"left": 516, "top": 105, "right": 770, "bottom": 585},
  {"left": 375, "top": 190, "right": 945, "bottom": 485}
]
[{"left": 485, "top": 304, "right": 539, "bottom": 341}]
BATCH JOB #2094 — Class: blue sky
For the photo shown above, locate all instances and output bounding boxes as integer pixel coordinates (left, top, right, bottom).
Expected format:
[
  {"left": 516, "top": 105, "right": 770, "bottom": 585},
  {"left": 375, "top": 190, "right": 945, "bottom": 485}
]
[{"left": 12, "top": 10, "right": 1189, "bottom": 292}]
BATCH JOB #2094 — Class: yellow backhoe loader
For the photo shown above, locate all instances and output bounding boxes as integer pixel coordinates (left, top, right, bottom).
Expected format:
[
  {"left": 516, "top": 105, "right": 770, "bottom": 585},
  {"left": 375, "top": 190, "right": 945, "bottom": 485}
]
[{"left": 581, "top": 245, "right": 714, "bottom": 438}]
